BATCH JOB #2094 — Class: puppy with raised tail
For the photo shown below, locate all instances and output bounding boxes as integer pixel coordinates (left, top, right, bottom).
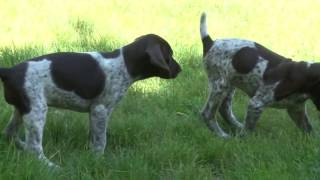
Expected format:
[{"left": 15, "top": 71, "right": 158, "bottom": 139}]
[
  {"left": 200, "top": 12, "right": 320, "bottom": 138},
  {"left": 0, "top": 34, "right": 181, "bottom": 167}
]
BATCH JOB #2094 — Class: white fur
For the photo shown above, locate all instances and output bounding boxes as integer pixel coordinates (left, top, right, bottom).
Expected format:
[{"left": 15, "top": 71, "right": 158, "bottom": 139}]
[{"left": 200, "top": 12, "right": 209, "bottom": 39}]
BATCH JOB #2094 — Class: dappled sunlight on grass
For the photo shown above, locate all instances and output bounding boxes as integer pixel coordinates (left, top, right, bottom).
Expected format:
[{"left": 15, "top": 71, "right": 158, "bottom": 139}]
[{"left": 131, "top": 79, "right": 163, "bottom": 94}]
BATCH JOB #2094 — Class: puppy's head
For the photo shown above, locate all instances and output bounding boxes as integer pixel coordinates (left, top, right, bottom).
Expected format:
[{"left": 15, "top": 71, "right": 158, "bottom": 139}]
[
  {"left": 273, "top": 62, "right": 320, "bottom": 110},
  {"left": 123, "top": 34, "right": 181, "bottom": 80},
  {"left": 306, "top": 63, "right": 320, "bottom": 110}
]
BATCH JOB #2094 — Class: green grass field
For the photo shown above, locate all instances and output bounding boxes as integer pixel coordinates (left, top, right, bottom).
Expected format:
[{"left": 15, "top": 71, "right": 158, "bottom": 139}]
[{"left": 0, "top": 0, "right": 320, "bottom": 179}]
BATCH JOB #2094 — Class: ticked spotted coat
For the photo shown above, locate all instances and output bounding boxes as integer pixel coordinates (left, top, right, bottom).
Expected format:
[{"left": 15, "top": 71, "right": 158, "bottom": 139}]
[{"left": 200, "top": 13, "right": 320, "bottom": 138}]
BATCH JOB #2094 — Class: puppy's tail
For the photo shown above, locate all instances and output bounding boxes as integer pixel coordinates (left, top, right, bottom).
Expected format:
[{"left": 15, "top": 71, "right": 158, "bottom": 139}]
[{"left": 200, "top": 12, "right": 213, "bottom": 56}]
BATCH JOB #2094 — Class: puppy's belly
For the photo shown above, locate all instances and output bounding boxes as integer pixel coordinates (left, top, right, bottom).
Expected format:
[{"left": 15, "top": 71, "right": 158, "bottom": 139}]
[
  {"left": 232, "top": 77, "right": 308, "bottom": 109},
  {"left": 45, "top": 86, "right": 92, "bottom": 112},
  {"left": 231, "top": 75, "right": 260, "bottom": 97}
]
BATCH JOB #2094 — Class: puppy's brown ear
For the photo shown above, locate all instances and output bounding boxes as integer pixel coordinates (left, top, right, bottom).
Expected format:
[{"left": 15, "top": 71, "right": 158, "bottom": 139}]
[
  {"left": 274, "top": 79, "right": 303, "bottom": 100},
  {"left": 274, "top": 62, "right": 308, "bottom": 100},
  {"left": 146, "top": 45, "right": 170, "bottom": 73}
]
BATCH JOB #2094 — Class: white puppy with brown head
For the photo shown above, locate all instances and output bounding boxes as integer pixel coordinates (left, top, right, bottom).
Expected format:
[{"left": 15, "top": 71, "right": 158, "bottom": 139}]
[{"left": 1, "top": 34, "right": 181, "bottom": 167}]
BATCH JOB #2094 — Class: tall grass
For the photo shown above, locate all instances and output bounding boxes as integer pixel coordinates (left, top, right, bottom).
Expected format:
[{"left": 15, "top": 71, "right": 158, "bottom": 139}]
[{"left": 0, "top": 0, "right": 320, "bottom": 179}]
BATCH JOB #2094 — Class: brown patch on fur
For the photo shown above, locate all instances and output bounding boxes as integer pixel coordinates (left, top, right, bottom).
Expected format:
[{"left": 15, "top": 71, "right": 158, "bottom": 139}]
[
  {"left": 255, "top": 43, "right": 292, "bottom": 70},
  {"left": 232, "top": 47, "right": 259, "bottom": 74},
  {"left": 0, "top": 63, "right": 31, "bottom": 114},
  {"left": 49, "top": 52, "right": 106, "bottom": 99},
  {"left": 270, "top": 62, "right": 309, "bottom": 100},
  {"left": 202, "top": 36, "right": 214, "bottom": 57}
]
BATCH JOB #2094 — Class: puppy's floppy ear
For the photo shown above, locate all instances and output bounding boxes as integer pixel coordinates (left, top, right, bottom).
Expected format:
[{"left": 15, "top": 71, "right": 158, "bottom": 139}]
[
  {"left": 273, "top": 62, "right": 308, "bottom": 100},
  {"left": 146, "top": 45, "right": 170, "bottom": 73},
  {"left": 274, "top": 79, "right": 304, "bottom": 100}
]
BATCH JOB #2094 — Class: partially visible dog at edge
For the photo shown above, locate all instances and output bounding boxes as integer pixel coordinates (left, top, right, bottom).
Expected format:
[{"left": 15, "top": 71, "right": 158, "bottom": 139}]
[
  {"left": 200, "top": 12, "right": 320, "bottom": 138},
  {"left": 0, "top": 34, "right": 181, "bottom": 167}
]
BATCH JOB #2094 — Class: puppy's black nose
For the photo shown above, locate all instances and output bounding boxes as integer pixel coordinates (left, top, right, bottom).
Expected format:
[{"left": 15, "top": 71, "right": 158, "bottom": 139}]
[{"left": 170, "top": 63, "right": 181, "bottom": 78}]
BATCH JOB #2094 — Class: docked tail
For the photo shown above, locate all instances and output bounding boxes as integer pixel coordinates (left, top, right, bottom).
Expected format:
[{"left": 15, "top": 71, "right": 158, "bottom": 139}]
[{"left": 200, "top": 12, "right": 213, "bottom": 56}]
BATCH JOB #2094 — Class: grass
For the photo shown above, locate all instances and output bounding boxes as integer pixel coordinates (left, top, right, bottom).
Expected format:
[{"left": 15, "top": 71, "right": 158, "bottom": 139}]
[{"left": 0, "top": 0, "right": 320, "bottom": 179}]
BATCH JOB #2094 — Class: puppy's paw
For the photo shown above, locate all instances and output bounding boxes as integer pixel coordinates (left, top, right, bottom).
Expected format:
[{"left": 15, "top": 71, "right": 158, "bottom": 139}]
[
  {"left": 15, "top": 138, "right": 27, "bottom": 150},
  {"left": 220, "top": 133, "right": 231, "bottom": 139},
  {"left": 234, "top": 121, "right": 244, "bottom": 129},
  {"left": 237, "top": 128, "right": 249, "bottom": 138}
]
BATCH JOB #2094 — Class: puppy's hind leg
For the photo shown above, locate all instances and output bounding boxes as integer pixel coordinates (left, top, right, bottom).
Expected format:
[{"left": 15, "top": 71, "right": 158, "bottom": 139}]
[
  {"left": 2, "top": 109, "right": 24, "bottom": 146},
  {"left": 219, "top": 88, "right": 244, "bottom": 129},
  {"left": 22, "top": 102, "right": 56, "bottom": 167},
  {"left": 201, "top": 78, "right": 230, "bottom": 138}
]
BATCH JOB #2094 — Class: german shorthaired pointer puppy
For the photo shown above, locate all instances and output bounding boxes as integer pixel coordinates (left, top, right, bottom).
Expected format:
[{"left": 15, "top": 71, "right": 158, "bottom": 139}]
[
  {"left": 200, "top": 13, "right": 319, "bottom": 138},
  {"left": 0, "top": 34, "right": 181, "bottom": 167}
]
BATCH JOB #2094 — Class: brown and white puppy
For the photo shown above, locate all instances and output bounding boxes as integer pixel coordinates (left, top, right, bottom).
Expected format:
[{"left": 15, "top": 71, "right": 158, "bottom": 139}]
[
  {"left": 200, "top": 12, "right": 319, "bottom": 138},
  {"left": 0, "top": 34, "right": 181, "bottom": 167}
]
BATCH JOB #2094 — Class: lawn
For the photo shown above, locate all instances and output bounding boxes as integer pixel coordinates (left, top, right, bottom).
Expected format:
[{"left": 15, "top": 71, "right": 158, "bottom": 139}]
[{"left": 0, "top": 0, "right": 320, "bottom": 179}]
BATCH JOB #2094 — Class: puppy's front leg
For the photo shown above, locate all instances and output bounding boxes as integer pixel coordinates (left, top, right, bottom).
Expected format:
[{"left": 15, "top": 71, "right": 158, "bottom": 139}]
[
  {"left": 244, "top": 98, "right": 265, "bottom": 131},
  {"left": 89, "top": 104, "right": 112, "bottom": 155},
  {"left": 243, "top": 87, "right": 274, "bottom": 135},
  {"left": 287, "top": 104, "right": 312, "bottom": 133}
]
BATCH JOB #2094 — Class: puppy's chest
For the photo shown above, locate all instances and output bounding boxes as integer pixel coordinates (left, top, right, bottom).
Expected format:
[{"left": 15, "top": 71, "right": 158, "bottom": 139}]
[{"left": 269, "top": 94, "right": 309, "bottom": 108}]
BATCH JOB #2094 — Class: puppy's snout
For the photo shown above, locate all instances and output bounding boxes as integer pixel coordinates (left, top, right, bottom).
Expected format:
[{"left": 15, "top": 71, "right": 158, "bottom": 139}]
[{"left": 170, "top": 59, "right": 181, "bottom": 78}]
